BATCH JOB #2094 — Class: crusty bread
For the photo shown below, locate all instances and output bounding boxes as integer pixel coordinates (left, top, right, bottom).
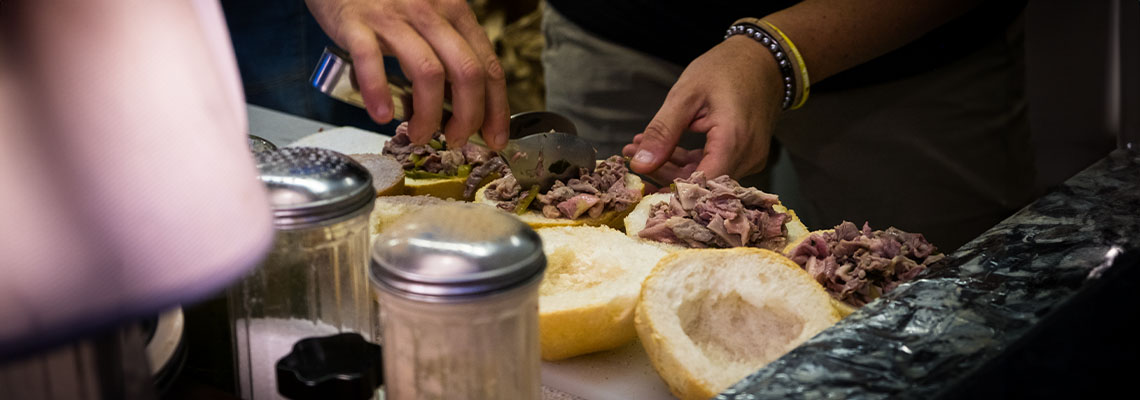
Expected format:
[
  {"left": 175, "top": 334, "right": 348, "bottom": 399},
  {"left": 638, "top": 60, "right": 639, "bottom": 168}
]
[
  {"left": 474, "top": 172, "right": 644, "bottom": 230},
  {"left": 368, "top": 195, "right": 460, "bottom": 238},
  {"left": 536, "top": 226, "right": 669, "bottom": 361},
  {"left": 635, "top": 248, "right": 841, "bottom": 400},
  {"left": 623, "top": 192, "right": 810, "bottom": 250},
  {"left": 403, "top": 175, "right": 467, "bottom": 200},
  {"left": 348, "top": 153, "right": 406, "bottom": 197}
]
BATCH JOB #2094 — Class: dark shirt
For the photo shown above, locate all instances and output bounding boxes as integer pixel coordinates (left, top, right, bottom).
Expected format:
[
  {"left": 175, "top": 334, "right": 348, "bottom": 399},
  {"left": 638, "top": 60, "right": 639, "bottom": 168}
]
[{"left": 545, "top": 0, "right": 1026, "bottom": 91}]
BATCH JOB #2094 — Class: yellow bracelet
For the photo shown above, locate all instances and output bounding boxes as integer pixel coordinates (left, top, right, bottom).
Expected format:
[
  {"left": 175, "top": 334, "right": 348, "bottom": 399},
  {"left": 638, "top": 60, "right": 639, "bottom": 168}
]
[
  {"left": 758, "top": 20, "right": 810, "bottom": 110},
  {"left": 728, "top": 17, "right": 810, "bottom": 110}
]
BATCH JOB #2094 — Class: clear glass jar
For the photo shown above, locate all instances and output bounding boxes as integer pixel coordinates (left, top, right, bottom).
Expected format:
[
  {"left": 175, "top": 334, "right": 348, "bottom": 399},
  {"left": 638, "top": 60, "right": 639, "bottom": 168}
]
[
  {"left": 230, "top": 147, "right": 377, "bottom": 400},
  {"left": 371, "top": 204, "right": 544, "bottom": 400}
]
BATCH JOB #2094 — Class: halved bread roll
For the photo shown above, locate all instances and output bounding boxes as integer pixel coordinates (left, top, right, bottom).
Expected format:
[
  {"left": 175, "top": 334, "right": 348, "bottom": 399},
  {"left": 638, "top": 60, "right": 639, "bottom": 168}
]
[
  {"left": 347, "top": 153, "right": 406, "bottom": 197},
  {"left": 474, "top": 172, "right": 644, "bottom": 230},
  {"left": 536, "top": 226, "right": 668, "bottom": 360},
  {"left": 624, "top": 191, "right": 810, "bottom": 250},
  {"left": 368, "top": 195, "right": 464, "bottom": 238},
  {"left": 635, "top": 248, "right": 840, "bottom": 400}
]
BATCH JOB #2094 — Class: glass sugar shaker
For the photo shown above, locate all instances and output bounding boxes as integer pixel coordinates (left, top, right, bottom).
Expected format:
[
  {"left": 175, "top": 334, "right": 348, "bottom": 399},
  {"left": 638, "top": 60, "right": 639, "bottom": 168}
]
[
  {"left": 370, "top": 204, "right": 545, "bottom": 400},
  {"left": 229, "top": 146, "right": 378, "bottom": 400}
]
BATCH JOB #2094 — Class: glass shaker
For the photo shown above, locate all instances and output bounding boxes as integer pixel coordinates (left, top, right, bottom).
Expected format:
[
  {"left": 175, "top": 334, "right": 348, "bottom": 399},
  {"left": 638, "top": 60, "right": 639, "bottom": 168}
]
[
  {"left": 370, "top": 204, "right": 545, "bottom": 400},
  {"left": 229, "top": 147, "right": 377, "bottom": 400}
]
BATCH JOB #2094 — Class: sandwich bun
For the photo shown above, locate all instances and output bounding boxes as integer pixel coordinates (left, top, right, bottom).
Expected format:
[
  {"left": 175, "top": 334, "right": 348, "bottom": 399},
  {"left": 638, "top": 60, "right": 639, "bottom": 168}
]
[
  {"left": 536, "top": 225, "right": 669, "bottom": 361},
  {"left": 635, "top": 248, "right": 840, "bottom": 400},
  {"left": 623, "top": 191, "right": 810, "bottom": 250},
  {"left": 347, "top": 153, "right": 406, "bottom": 197},
  {"left": 403, "top": 174, "right": 469, "bottom": 200},
  {"left": 474, "top": 172, "right": 644, "bottom": 230}
]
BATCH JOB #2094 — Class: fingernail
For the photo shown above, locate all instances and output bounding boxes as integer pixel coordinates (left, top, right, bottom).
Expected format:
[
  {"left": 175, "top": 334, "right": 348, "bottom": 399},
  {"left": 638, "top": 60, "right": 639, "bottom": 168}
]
[{"left": 634, "top": 150, "right": 655, "bottom": 164}]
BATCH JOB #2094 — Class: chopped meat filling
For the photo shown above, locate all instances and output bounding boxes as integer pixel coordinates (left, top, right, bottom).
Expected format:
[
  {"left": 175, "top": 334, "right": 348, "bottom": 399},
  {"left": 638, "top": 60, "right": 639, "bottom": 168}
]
[
  {"left": 638, "top": 171, "right": 789, "bottom": 250},
  {"left": 787, "top": 221, "right": 945, "bottom": 307},
  {"left": 485, "top": 155, "right": 641, "bottom": 219}
]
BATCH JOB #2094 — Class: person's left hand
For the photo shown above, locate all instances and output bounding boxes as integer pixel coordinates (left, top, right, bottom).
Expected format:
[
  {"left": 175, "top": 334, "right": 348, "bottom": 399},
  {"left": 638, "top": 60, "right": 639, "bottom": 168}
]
[{"left": 622, "top": 35, "right": 787, "bottom": 183}]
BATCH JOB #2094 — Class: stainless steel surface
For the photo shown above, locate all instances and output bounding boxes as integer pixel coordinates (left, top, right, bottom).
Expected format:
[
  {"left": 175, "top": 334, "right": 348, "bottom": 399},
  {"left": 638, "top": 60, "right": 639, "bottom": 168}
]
[
  {"left": 312, "top": 47, "right": 597, "bottom": 190},
  {"left": 370, "top": 203, "right": 545, "bottom": 300},
  {"left": 508, "top": 110, "right": 579, "bottom": 138},
  {"left": 255, "top": 147, "right": 375, "bottom": 229},
  {"left": 248, "top": 135, "right": 277, "bottom": 153},
  {"left": 502, "top": 131, "right": 598, "bottom": 191}
]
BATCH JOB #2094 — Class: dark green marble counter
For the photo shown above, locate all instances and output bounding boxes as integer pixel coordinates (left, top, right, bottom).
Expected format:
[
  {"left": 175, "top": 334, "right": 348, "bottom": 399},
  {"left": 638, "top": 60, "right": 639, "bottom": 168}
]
[{"left": 722, "top": 149, "right": 1140, "bottom": 399}]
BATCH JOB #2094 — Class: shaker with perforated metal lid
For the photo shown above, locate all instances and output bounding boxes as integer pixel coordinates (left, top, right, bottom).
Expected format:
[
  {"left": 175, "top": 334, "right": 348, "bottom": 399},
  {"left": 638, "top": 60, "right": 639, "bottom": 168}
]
[
  {"left": 370, "top": 203, "right": 545, "bottom": 400},
  {"left": 229, "top": 146, "right": 379, "bottom": 400}
]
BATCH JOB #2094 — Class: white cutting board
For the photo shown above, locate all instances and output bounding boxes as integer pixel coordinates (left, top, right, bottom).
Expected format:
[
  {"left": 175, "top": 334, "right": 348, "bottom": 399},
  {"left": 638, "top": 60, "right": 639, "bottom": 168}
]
[
  {"left": 289, "top": 127, "right": 676, "bottom": 400},
  {"left": 541, "top": 339, "right": 674, "bottom": 400},
  {"left": 286, "top": 126, "right": 390, "bottom": 152}
]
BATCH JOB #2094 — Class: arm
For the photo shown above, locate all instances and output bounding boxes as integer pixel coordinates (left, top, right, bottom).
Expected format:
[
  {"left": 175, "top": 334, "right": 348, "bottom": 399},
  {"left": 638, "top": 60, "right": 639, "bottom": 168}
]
[
  {"left": 623, "top": 0, "right": 983, "bottom": 180},
  {"left": 0, "top": 0, "right": 273, "bottom": 356},
  {"left": 305, "top": 0, "right": 510, "bottom": 149}
]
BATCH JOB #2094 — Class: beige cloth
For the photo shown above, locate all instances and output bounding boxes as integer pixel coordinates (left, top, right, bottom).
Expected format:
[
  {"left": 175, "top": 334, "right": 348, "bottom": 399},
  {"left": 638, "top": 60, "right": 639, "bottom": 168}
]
[
  {"left": 541, "top": 5, "right": 1036, "bottom": 250},
  {"left": 0, "top": 0, "right": 272, "bottom": 357}
]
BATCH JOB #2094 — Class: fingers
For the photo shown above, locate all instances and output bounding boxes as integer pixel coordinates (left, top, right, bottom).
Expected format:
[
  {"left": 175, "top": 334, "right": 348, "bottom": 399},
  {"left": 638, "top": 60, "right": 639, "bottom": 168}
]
[
  {"left": 448, "top": 7, "right": 509, "bottom": 149},
  {"left": 697, "top": 125, "right": 764, "bottom": 178},
  {"left": 342, "top": 23, "right": 393, "bottom": 124},
  {"left": 370, "top": 18, "right": 445, "bottom": 145},
  {"left": 403, "top": 8, "right": 487, "bottom": 148},
  {"left": 630, "top": 90, "right": 700, "bottom": 174}
]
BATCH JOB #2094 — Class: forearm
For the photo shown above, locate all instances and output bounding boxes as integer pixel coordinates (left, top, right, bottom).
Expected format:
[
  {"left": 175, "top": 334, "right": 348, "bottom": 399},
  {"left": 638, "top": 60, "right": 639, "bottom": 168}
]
[{"left": 762, "top": 0, "right": 983, "bottom": 83}]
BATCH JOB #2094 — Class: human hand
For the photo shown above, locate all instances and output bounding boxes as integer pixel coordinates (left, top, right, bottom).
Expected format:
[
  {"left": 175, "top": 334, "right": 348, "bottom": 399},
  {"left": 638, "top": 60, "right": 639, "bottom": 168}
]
[
  {"left": 305, "top": 0, "right": 509, "bottom": 149},
  {"left": 622, "top": 36, "right": 786, "bottom": 183}
]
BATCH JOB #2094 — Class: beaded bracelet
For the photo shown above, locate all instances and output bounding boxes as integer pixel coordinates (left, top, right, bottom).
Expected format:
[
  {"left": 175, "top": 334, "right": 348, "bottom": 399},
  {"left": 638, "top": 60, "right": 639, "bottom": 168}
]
[{"left": 724, "top": 18, "right": 810, "bottom": 110}]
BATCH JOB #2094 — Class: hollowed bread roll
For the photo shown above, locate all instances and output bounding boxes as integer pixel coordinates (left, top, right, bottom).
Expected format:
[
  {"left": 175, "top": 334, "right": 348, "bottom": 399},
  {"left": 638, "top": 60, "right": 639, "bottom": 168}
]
[
  {"left": 635, "top": 248, "right": 840, "bottom": 400},
  {"left": 536, "top": 225, "right": 668, "bottom": 360}
]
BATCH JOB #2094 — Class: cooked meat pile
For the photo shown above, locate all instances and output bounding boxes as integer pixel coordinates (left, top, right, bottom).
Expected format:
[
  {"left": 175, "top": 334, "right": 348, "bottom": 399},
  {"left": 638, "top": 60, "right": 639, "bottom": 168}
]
[
  {"left": 638, "top": 171, "right": 790, "bottom": 250},
  {"left": 485, "top": 155, "right": 641, "bottom": 219},
  {"left": 787, "top": 221, "right": 945, "bottom": 307},
  {"left": 382, "top": 122, "right": 508, "bottom": 198}
]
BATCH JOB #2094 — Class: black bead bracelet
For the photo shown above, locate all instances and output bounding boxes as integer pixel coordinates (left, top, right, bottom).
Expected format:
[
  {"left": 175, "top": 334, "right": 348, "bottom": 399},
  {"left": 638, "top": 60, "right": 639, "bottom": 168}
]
[{"left": 725, "top": 23, "right": 797, "bottom": 110}]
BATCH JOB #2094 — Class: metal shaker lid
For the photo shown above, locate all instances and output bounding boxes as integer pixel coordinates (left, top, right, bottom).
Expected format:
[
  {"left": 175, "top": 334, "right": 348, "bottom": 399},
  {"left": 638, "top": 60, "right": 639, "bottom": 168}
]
[
  {"left": 256, "top": 147, "right": 374, "bottom": 229},
  {"left": 248, "top": 135, "right": 277, "bottom": 153},
  {"left": 370, "top": 204, "right": 545, "bottom": 300}
]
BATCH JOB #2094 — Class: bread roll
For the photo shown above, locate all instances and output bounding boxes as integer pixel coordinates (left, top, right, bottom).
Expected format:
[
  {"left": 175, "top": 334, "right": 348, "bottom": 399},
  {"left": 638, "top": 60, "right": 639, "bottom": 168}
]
[
  {"left": 474, "top": 172, "right": 644, "bottom": 230},
  {"left": 348, "top": 153, "right": 406, "bottom": 197},
  {"left": 635, "top": 248, "right": 840, "bottom": 400},
  {"left": 536, "top": 226, "right": 668, "bottom": 360},
  {"left": 624, "top": 192, "right": 809, "bottom": 250}
]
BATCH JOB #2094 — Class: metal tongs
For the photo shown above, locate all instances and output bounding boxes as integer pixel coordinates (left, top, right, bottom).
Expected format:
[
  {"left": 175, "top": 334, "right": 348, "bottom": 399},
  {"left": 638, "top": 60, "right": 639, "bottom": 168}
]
[{"left": 311, "top": 46, "right": 596, "bottom": 191}]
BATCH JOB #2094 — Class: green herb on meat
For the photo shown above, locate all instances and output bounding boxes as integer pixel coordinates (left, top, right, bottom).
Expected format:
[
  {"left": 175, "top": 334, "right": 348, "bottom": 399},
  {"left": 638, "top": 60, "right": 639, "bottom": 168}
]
[
  {"left": 409, "top": 153, "right": 426, "bottom": 168},
  {"left": 456, "top": 164, "right": 472, "bottom": 178},
  {"left": 515, "top": 185, "right": 540, "bottom": 215}
]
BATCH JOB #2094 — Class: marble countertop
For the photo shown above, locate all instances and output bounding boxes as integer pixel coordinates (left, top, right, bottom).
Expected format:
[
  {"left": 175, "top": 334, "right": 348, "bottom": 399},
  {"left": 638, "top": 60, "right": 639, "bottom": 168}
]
[{"left": 722, "top": 149, "right": 1140, "bottom": 399}]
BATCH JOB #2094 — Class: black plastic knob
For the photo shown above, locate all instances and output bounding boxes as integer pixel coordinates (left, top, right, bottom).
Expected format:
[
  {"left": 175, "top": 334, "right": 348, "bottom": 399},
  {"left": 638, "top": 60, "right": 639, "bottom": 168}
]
[{"left": 275, "top": 332, "right": 383, "bottom": 400}]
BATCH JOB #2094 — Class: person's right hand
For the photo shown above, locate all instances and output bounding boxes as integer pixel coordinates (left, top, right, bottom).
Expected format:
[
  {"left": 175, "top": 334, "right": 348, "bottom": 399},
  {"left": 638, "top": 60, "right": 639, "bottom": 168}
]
[{"left": 305, "top": 0, "right": 510, "bottom": 149}]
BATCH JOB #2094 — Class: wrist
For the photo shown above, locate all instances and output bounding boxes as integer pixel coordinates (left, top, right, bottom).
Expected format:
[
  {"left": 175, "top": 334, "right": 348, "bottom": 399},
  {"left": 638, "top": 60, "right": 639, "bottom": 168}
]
[{"left": 725, "top": 19, "right": 810, "bottom": 110}]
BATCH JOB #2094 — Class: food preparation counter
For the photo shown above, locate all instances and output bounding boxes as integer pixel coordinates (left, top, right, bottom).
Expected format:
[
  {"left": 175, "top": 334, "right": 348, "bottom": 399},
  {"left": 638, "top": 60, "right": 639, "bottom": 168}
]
[{"left": 249, "top": 105, "right": 1140, "bottom": 399}]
